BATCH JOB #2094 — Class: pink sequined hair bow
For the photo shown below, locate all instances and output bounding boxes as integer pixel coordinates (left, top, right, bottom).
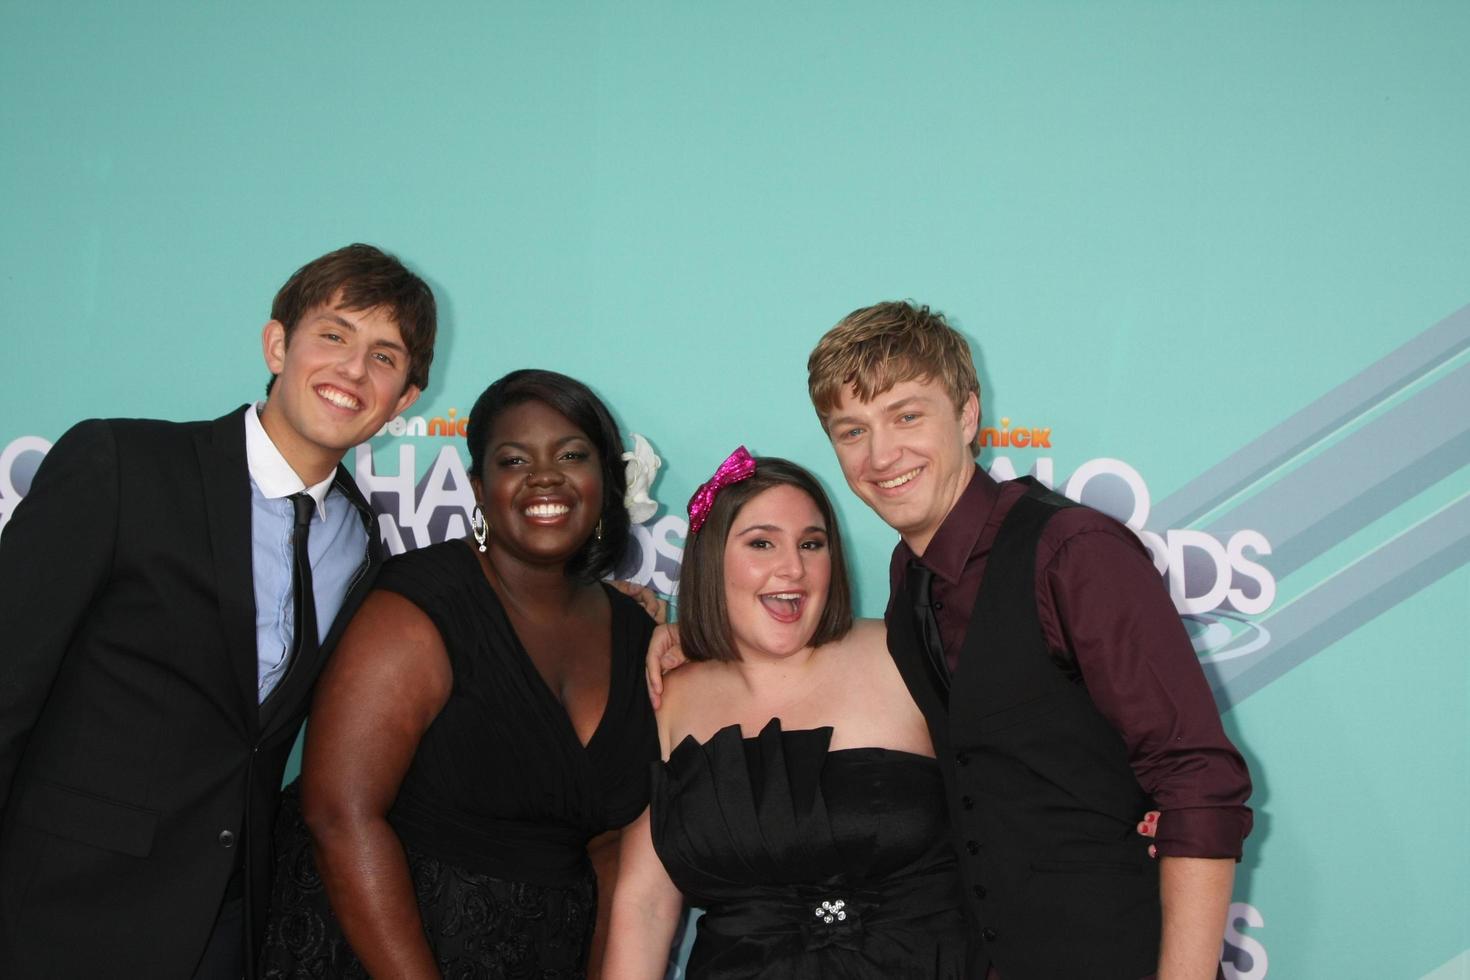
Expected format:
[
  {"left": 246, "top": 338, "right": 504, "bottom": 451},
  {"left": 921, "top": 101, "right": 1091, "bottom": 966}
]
[{"left": 687, "top": 446, "right": 756, "bottom": 532}]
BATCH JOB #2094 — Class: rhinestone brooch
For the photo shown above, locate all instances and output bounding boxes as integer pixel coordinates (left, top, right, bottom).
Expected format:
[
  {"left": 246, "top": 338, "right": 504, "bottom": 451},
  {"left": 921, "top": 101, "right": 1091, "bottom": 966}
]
[{"left": 813, "top": 898, "right": 847, "bottom": 924}]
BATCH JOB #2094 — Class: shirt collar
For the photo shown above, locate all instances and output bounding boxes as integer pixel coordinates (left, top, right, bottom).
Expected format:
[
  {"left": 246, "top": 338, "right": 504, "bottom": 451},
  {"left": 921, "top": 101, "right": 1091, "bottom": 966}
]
[
  {"left": 243, "top": 403, "right": 334, "bottom": 521},
  {"left": 899, "top": 464, "right": 1001, "bottom": 584}
]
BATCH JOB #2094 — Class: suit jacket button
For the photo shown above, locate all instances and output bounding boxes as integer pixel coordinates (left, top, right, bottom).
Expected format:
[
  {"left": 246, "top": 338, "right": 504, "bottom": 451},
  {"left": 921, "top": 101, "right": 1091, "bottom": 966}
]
[
  {"left": 972, "top": 884, "right": 987, "bottom": 899},
  {"left": 961, "top": 795, "right": 975, "bottom": 810},
  {"left": 218, "top": 830, "right": 236, "bottom": 848},
  {"left": 981, "top": 927, "right": 998, "bottom": 942},
  {"left": 966, "top": 840, "right": 980, "bottom": 855},
  {"left": 954, "top": 751, "right": 970, "bottom": 765}
]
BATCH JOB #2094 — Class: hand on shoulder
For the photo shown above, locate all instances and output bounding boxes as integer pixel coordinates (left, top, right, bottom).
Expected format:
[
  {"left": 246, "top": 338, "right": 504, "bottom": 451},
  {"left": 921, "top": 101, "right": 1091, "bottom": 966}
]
[
  {"left": 610, "top": 579, "right": 668, "bottom": 624},
  {"left": 643, "top": 622, "right": 687, "bottom": 709}
]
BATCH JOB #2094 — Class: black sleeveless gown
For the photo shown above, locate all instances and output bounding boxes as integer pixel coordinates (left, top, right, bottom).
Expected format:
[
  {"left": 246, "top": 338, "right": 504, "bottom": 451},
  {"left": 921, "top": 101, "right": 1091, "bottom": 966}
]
[
  {"left": 259, "top": 540, "right": 658, "bottom": 979},
  {"left": 652, "top": 719, "right": 968, "bottom": 978}
]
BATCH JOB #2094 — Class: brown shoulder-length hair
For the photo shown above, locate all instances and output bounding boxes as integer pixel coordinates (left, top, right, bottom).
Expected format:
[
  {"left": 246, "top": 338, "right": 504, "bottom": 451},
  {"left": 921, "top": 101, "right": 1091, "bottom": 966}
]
[{"left": 677, "top": 456, "right": 853, "bottom": 663}]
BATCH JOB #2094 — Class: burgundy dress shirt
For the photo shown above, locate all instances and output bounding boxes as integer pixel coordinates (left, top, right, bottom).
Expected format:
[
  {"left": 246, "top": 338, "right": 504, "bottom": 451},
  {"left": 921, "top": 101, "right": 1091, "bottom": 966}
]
[{"left": 887, "top": 465, "right": 1253, "bottom": 861}]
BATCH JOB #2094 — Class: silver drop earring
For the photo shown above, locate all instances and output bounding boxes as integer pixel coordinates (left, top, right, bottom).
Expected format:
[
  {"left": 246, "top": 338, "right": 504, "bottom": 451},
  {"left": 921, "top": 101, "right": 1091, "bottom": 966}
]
[{"left": 472, "top": 504, "right": 488, "bottom": 552}]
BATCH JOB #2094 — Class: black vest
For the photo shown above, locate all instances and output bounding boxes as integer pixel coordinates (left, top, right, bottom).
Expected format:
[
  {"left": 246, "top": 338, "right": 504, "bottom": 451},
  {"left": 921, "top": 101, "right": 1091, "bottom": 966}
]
[{"left": 887, "top": 479, "right": 1161, "bottom": 979}]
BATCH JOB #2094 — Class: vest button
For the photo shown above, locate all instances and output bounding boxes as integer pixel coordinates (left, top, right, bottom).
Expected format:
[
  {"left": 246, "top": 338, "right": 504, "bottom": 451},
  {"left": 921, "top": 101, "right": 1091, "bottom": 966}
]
[
  {"left": 972, "top": 884, "right": 987, "bottom": 899},
  {"left": 933, "top": 600, "right": 943, "bottom": 611},
  {"left": 966, "top": 840, "right": 980, "bottom": 855},
  {"left": 981, "top": 927, "right": 998, "bottom": 942},
  {"left": 218, "top": 830, "right": 236, "bottom": 848},
  {"left": 961, "top": 795, "right": 975, "bottom": 810},
  {"left": 955, "top": 751, "right": 969, "bottom": 765}
]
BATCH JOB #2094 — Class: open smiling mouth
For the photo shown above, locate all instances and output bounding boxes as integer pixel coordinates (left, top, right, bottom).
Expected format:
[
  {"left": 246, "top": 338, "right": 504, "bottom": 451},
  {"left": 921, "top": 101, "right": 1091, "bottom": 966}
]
[
  {"left": 524, "top": 503, "right": 571, "bottom": 519},
  {"left": 759, "top": 592, "right": 804, "bottom": 622},
  {"left": 876, "top": 467, "right": 921, "bottom": 490},
  {"left": 315, "top": 385, "right": 362, "bottom": 411}
]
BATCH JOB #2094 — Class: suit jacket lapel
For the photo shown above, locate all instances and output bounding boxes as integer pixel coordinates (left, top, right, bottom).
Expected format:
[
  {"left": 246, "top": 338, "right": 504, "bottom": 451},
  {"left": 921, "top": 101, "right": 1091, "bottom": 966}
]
[
  {"left": 322, "top": 465, "right": 383, "bottom": 656},
  {"left": 259, "top": 462, "right": 382, "bottom": 737},
  {"left": 196, "top": 406, "right": 260, "bottom": 734}
]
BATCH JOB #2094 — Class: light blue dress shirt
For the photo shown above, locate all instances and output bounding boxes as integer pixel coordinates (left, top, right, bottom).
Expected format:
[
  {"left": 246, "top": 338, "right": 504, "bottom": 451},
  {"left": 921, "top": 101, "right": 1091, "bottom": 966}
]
[{"left": 244, "top": 406, "right": 369, "bottom": 703}]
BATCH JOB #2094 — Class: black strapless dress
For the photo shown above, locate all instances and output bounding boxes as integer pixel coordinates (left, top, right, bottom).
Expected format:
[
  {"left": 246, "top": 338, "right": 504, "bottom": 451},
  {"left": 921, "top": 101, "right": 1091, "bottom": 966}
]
[{"left": 652, "top": 719, "right": 968, "bottom": 979}]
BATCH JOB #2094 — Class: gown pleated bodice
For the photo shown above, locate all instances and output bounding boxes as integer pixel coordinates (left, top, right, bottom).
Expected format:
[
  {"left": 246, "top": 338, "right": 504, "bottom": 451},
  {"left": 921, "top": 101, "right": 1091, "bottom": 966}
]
[{"left": 651, "top": 719, "right": 968, "bottom": 979}]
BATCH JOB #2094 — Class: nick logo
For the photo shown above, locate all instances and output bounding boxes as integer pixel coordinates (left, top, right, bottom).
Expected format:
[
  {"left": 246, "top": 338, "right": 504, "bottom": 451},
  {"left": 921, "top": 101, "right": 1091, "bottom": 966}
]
[{"left": 979, "top": 417, "right": 1052, "bottom": 449}]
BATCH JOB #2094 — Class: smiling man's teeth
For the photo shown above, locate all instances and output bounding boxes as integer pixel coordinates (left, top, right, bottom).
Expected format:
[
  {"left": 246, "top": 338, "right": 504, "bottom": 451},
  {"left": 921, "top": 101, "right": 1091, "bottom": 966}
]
[
  {"left": 877, "top": 468, "right": 921, "bottom": 489},
  {"left": 316, "top": 386, "right": 361, "bottom": 410},
  {"left": 525, "top": 503, "right": 570, "bottom": 517}
]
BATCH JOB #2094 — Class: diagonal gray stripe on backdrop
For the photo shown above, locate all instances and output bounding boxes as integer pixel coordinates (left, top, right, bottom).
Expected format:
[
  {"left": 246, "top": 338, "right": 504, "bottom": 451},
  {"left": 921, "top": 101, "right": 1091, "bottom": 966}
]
[
  {"left": 1203, "top": 495, "right": 1470, "bottom": 708},
  {"left": 1153, "top": 304, "right": 1470, "bottom": 530},
  {"left": 1203, "top": 362, "right": 1470, "bottom": 578}
]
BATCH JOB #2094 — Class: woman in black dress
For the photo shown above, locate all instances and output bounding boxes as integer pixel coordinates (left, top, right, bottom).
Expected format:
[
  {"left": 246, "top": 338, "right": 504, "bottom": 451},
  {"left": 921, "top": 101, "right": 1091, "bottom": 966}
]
[
  {"left": 604, "top": 452, "right": 969, "bottom": 979},
  {"left": 260, "top": 370, "right": 659, "bottom": 979}
]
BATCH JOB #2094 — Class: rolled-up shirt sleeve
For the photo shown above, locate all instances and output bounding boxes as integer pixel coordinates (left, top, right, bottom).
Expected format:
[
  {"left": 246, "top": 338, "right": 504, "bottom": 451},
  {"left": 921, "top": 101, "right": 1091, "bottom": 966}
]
[{"left": 1036, "top": 512, "right": 1253, "bottom": 859}]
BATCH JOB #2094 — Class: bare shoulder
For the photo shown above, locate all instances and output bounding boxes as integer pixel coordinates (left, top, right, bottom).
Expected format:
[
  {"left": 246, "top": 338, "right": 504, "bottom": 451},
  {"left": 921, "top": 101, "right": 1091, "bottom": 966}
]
[
  {"left": 658, "top": 656, "right": 724, "bottom": 702},
  {"left": 655, "top": 658, "right": 728, "bottom": 754},
  {"left": 845, "top": 618, "right": 890, "bottom": 652},
  {"left": 320, "top": 589, "right": 452, "bottom": 712},
  {"left": 833, "top": 619, "right": 915, "bottom": 702},
  {"left": 831, "top": 618, "right": 895, "bottom": 669},
  {"left": 823, "top": 618, "right": 933, "bottom": 756},
  {"left": 336, "top": 589, "right": 444, "bottom": 659}
]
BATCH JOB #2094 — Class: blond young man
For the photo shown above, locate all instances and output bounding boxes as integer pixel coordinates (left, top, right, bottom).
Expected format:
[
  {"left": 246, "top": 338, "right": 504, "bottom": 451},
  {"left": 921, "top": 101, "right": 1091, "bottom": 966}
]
[{"left": 806, "top": 301, "right": 1252, "bottom": 980}]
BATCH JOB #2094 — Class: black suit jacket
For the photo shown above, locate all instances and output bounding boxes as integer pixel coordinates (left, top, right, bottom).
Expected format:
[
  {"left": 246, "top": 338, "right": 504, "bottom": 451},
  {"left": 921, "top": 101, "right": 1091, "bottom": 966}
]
[{"left": 0, "top": 407, "right": 382, "bottom": 978}]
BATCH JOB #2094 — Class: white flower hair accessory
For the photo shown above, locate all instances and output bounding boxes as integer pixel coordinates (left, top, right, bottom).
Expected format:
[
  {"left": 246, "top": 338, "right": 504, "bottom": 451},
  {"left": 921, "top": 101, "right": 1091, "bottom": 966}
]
[{"left": 622, "top": 434, "right": 662, "bottom": 524}]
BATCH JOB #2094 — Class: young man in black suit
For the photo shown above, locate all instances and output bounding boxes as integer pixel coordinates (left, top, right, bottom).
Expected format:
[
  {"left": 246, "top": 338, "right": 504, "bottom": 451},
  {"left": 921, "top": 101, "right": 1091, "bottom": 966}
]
[{"left": 0, "top": 244, "right": 437, "bottom": 978}]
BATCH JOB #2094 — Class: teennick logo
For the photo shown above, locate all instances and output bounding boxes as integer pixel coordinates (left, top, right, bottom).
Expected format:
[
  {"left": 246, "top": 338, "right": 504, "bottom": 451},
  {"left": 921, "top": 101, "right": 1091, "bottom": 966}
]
[{"left": 374, "top": 408, "right": 468, "bottom": 439}]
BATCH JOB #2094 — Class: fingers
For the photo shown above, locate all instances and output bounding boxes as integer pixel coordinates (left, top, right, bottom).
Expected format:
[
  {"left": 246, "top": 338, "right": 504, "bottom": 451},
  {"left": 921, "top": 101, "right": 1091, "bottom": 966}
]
[
  {"left": 645, "top": 663, "right": 663, "bottom": 711},
  {"left": 611, "top": 579, "right": 667, "bottom": 622},
  {"left": 645, "top": 625, "right": 672, "bottom": 710},
  {"left": 643, "top": 624, "right": 688, "bottom": 710},
  {"left": 1137, "top": 810, "right": 1160, "bottom": 859}
]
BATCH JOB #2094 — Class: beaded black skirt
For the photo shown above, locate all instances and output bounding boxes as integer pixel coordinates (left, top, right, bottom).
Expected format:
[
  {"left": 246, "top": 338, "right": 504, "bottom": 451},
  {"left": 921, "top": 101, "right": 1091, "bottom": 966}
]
[{"left": 259, "top": 784, "right": 596, "bottom": 980}]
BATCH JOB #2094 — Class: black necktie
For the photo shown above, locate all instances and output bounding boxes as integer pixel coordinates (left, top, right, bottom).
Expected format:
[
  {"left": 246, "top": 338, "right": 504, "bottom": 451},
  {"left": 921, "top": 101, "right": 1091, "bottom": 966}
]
[
  {"left": 288, "top": 492, "right": 318, "bottom": 667},
  {"left": 907, "top": 560, "right": 951, "bottom": 695}
]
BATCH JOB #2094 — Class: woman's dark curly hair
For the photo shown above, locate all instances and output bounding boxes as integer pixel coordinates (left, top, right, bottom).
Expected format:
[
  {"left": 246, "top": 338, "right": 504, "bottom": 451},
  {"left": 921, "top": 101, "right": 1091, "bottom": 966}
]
[{"left": 465, "top": 369, "right": 630, "bottom": 582}]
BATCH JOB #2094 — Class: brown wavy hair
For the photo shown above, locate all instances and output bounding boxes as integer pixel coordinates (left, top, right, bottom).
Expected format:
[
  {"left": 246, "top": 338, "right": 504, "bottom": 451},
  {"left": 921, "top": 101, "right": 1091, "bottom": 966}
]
[{"left": 268, "top": 243, "right": 437, "bottom": 394}]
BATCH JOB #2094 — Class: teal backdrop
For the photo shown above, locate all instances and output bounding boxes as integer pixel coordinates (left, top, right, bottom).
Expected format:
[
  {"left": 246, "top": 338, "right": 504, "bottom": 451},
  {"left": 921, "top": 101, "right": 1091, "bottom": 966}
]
[{"left": 2, "top": 3, "right": 1467, "bottom": 978}]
